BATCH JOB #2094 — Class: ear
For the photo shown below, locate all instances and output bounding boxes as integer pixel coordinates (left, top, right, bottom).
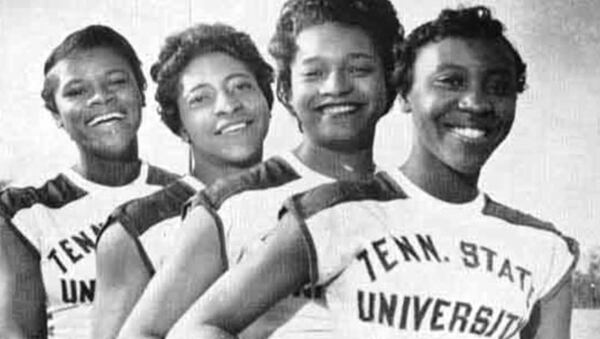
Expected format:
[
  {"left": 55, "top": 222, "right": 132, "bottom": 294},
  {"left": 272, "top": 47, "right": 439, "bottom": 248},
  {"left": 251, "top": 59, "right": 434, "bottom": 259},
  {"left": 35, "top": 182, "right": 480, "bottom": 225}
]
[
  {"left": 399, "top": 94, "right": 413, "bottom": 114},
  {"left": 51, "top": 111, "right": 64, "bottom": 129}
]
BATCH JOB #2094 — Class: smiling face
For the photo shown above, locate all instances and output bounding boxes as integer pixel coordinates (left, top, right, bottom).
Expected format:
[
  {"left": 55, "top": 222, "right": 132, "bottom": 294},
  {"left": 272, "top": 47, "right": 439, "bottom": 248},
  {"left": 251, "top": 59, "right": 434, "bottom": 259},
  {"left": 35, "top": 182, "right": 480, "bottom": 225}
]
[
  {"left": 50, "top": 47, "right": 142, "bottom": 159},
  {"left": 289, "top": 22, "right": 387, "bottom": 151},
  {"left": 402, "top": 37, "right": 518, "bottom": 175},
  {"left": 176, "top": 52, "right": 270, "bottom": 167}
]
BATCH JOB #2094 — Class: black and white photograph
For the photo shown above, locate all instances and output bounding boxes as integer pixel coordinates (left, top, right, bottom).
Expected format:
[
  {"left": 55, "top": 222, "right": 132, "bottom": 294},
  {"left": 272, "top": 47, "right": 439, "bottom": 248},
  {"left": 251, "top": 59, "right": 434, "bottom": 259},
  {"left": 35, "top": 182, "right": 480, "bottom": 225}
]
[{"left": 0, "top": 0, "right": 598, "bottom": 338}]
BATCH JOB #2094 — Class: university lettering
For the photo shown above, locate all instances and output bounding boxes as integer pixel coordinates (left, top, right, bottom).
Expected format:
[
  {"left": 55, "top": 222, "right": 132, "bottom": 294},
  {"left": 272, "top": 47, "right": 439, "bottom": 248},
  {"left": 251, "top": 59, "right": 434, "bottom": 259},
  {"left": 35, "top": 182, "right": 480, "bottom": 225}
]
[
  {"left": 61, "top": 279, "right": 95, "bottom": 303},
  {"left": 47, "top": 224, "right": 102, "bottom": 273},
  {"left": 357, "top": 291, "right": 525, "bottom": 338},
  {"left": 357, "top": 234, "right": 444, "bottom": 282}
]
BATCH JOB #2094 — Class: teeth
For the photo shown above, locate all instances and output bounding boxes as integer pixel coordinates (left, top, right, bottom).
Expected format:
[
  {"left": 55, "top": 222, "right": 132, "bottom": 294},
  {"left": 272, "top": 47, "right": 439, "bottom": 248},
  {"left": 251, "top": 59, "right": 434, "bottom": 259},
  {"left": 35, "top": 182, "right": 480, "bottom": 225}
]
[
  {"left": 219, "top": 122, "right": 248, "bottom": 135},
  {"left": 322, "top": 105, "right": 356, "bottom": 115},
  {"left": 88, "top": 112, "right": 125, "bottom": 126},
  {"left": 451, "top": 127, "right": 486, "bottom": 139}
]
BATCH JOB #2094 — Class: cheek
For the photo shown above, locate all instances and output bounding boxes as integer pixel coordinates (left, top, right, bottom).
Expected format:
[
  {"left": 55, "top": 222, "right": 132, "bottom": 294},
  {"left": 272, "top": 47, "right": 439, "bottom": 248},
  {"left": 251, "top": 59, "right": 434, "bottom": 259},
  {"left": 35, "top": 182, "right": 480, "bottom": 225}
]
[
  {"left": 288, "top": 82, "right": 313, "bottom": 112},
  {"left": 245, "top": 93, "right": 269, "bottom": 116},
  {"left": 496, "top": 100, "right": 516, "bottom": 123},
  {"left": 122, "top": 90, "right": 143, "bottom": 113},
  {"left": 55, "top": 104, "right": 83, "bottom": 128},
  {"left": 185, "top": 114, "right": 214, "bottom": 139}
]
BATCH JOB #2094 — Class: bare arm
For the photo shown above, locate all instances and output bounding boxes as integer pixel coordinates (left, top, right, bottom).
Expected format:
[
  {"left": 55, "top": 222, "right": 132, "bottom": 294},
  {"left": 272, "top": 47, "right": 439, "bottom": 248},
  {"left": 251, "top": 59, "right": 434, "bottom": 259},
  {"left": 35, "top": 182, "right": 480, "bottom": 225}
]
[
  {"left": 116, "top": 206, "right": 226, "bottom": 339},
  {"left": 166, "top": 212, "right": 311, "bottom": 339},
  {"left": 93, "top": 223, "right": 151, "bottom": 339},
  {"left": 0, "top": 218, "right": 46, "bottom": 339}
]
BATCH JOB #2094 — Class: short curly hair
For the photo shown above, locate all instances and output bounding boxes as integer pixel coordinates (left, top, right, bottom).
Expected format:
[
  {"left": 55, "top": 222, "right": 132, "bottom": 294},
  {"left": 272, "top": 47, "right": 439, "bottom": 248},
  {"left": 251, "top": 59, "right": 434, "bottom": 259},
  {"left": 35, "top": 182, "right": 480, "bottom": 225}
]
[
  {"left": 268, "top": 0, "right": 404, "bottom": 115},
  {"left": 41, "top": 25, "right": 146, "bottom": 114},
  {"left": 398, "top": 6, "right": 527, "bottom": 97},
  {"left": 150, "top": 23, "right": 274, "bottom": 135}
]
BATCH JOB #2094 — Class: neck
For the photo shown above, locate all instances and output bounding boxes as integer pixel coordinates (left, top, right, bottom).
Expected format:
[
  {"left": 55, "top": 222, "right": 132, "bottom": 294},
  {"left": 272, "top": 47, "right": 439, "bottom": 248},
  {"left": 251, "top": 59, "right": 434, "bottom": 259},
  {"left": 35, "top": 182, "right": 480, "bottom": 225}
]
[
  {"left": 191, "top": 151, "right": 262, "bottom": 186},
  {"left": 401, "top": 146, "right": 479, "bottom": 203},
  {"left": 294, "top": 140, "right": 375, "bottom": 181},
  {"left": 74, "top": 142, "right": 141, "bottom": 186}
]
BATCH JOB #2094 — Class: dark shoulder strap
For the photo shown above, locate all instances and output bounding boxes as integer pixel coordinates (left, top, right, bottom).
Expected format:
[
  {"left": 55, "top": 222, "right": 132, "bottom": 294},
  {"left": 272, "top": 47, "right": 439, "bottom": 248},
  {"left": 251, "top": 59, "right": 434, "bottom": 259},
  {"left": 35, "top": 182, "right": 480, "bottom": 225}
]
[
  {"left": 146, "top": 165, "right": 181, "bottom": 187},
  {"left": 0, "top": 174, "right": 87, "bottom": 219},
  {"left": 186, "top": 156, "right": 301, "bottom": 213},
  {"left": 285, "top": 171, "right": 407, "bottom": 220},
  {"left": 102, "top": 179, "right": 197, "bottom": 239}
]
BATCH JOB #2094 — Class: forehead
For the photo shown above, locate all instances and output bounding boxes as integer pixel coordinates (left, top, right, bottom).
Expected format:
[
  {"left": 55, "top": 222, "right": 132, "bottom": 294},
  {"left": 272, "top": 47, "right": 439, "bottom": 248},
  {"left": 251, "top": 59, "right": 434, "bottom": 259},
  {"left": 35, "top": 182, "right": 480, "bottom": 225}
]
[
  {"left": 179, "top": 52, "right": 253, "bottom": 89},
  {"left": 49, "top": 47, "right": 133, "bottom": 83},
  {"left": 293, "top": 22, "right": 377, "bottom": 63},
  {"left": 414, "top": 37, "right": 517, "bottom": 75}
]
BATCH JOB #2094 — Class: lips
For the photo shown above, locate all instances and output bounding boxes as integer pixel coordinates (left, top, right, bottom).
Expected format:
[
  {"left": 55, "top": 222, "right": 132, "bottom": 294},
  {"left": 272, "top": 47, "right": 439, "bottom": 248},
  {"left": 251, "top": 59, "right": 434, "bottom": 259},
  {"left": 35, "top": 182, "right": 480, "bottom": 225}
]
[
  {"left": 450, "top": 126, "right": 486, "bottom": 139},
  {"left": 317, "top": 102, "right": 363, "bottom": 117},
  {"left": 215, "top": 119, "right": 253, "bottom": 135},
  {"left": 87, "top": 112, "right": 126, "bottom": 127}
]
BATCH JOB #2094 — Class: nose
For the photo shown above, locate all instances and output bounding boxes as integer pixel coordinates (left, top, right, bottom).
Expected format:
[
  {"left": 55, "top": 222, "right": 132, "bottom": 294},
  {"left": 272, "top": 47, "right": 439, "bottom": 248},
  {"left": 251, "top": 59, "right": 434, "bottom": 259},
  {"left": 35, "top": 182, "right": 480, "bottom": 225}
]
[
  {"left": 214, "top": 91, "right": 242, "bottom": 115},
  {"left": 458, "top": 88, "right": 493, "bottom": 114},
  {"left": 87, "top": 84, "right": 115, "bottom": 106},
  {"left": 320, "top": 69, "right": 352, "bottom": 96}
]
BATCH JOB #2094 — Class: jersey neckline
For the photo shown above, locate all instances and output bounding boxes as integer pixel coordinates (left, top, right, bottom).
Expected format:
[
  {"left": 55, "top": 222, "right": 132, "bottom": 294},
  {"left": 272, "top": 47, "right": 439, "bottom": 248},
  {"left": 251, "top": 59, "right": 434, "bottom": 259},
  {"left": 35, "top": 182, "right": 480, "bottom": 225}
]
[
  {"left": 62, "top": 161, "right": 149, "bottom": 192},
  {"left": 390, "top": 167, "right": 486, "bottom": 215},
  {"left": 279, "top": 151, "right": 334, "bottom": 181},
  {"left": 279, "top": 150, "right": 383, "bottom": 181}
]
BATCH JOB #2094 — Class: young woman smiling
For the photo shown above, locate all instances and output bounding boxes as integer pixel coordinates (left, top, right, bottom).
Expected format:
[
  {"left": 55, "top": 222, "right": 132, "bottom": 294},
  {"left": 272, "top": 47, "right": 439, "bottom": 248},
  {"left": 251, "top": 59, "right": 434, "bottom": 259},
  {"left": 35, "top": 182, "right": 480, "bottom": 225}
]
[
  {"left": 164, "top": 6, "right": 578, "bottom": 339},
  {"left": 117, "top": 0, "right": 404, "bottom": 338},
  {"left": 0, "top": 25, "right": 178, "bottom": 339},
  {"left": 93, "top": 23, "right": 273, "bottom": 339}
]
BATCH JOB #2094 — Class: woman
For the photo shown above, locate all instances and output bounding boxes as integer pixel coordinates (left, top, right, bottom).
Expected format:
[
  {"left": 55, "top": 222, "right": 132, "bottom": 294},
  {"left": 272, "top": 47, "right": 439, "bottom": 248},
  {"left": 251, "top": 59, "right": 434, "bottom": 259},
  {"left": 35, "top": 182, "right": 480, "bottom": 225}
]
[
  {"left": 117, "top": 0, "right": 404, "bottom": 338},
  {"left": 166, "top": 6, "right": 578, "bottom": 339},
  {"left": 0, "top": 25, "right": 178, "bottom": 338},
  {"left": 93, "top": 23, "right": 273, "bottom": 339}
]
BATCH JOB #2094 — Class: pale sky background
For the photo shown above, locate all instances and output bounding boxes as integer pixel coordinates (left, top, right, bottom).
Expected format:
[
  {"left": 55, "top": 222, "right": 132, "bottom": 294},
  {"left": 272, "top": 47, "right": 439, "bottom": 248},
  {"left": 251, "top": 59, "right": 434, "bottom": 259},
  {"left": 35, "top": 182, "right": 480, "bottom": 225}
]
[{"left": 0, "top": 0, "right": 598, "bottom": 269}]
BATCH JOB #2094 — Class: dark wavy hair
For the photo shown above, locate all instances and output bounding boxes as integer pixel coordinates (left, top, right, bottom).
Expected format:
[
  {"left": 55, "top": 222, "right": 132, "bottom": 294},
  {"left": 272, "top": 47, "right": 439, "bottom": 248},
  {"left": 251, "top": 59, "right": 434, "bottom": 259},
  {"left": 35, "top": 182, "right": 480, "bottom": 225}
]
[
  {"left": 269, "top": 0, "right": 404, "bottom": 115},
  {"left": 150, "top": 23, "right": 274, "bottom": 135},
  {"left": 398, "top": 5, "right": 527, "bottom": 97},
  {"left": 41, "top": 25, "right": 146, "bottom": 114}
]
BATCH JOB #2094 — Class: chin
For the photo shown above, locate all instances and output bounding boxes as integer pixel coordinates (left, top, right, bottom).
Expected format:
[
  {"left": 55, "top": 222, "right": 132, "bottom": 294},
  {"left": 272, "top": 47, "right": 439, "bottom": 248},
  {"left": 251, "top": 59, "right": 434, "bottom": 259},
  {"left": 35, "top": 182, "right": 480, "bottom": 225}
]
[
  {"left": 222, "top": 147, "right": 263, "bottom": 167},
  {"left": 449, "top": 158, "right": 486, "bottom": 177},
  {"left": 86, "top": 138, "right": 138, "bottom": 160}
]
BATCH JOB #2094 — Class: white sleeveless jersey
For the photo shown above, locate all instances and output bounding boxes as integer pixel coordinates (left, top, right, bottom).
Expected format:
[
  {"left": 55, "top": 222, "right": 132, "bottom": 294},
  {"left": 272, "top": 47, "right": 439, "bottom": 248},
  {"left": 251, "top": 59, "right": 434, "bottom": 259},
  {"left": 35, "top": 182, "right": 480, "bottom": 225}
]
[
  {"left": 0, "top": 163, "right": 178, "bottom": 339},
  {"left": 99, "top": 175, "right": 204, "bottom": 274},
  {"left": 283, "top": 169, "right": 579, "bottom": 339},
  {"left": 184, "top": 152, "right": 336, "bottom": 339}
]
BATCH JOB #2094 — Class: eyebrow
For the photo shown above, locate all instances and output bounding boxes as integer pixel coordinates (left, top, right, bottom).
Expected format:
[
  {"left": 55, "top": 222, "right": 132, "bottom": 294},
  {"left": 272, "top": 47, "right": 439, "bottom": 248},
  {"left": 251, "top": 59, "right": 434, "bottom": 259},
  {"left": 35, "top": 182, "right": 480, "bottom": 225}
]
[
  {"left": 106, "top": 69, "right": 129, "bottom": 77},
  {"left": 185, "top": 83, "right": 210, "bottom": 96},
  {"left": 436, "top": 63, "right": 513, "bottom": 74},
  {"left": 185, "top": 72, "right": 253, "bottom": 94},
  {"left": 61, "top": 68, "right": 130, "bottom": 89},
  {"left": 224, "top": 72, "right": 253, "bottom": 82},
  {"left": 300, "top": 52, "right": 375, "bottom": 65},
  {"left": 61, "top": 79, "right": 84, "bottom": 89}
]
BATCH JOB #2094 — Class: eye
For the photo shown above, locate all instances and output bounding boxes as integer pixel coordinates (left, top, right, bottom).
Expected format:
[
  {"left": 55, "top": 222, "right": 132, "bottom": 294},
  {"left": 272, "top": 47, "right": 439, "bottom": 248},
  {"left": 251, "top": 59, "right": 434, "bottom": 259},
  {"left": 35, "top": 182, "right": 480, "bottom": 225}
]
[
  {"left": 110, "top": 77, "right": 128, "bottom": 85},
  {"left": 108, "top": 74, "right": 130, "bottom": 86},
  {"left": 347, "top": 64, "right": 374, "bottom": 77},
  {"left": 63, "top": 86, "right": 86, "bottom": 98},
  {"left": 434, "top": 74, "right": 466, "bottom": 90},
  {"left": 188, "top": 92, "right": 213, "bottom": 107},
  {"left": 301, "top": 68, "right": 325, "bottom": 81},
  {"left": 232, "top": 80, "right": 256, "bottom": 92}
]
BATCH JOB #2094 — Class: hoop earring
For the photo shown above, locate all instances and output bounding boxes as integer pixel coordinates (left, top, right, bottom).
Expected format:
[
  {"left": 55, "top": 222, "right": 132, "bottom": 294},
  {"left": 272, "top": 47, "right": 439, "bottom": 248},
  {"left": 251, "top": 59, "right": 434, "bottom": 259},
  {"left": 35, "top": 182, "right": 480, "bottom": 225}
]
[{"left": 188, "top": 144, "right": 194, "bottom": 175}]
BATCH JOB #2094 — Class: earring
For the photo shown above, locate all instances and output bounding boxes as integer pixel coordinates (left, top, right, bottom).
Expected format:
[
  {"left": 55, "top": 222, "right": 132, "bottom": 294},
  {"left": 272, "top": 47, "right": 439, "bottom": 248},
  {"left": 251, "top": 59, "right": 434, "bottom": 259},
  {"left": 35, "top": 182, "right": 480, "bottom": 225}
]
[
  {"left": 188, "top": 144, "right": 194, "bottom": 175},
  {"left": 399, "top": 96, "right": 412, "bottom": 114},
  {"left": 180, "top": 129, "right": 191, "bottom": 143}
]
